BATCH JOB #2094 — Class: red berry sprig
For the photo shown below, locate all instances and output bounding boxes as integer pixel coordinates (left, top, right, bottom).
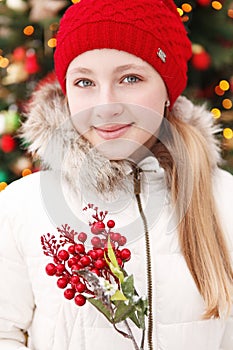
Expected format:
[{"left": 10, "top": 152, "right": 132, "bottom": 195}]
[{"left": 41, "top": 204, "right": 131, "bottom": 307}]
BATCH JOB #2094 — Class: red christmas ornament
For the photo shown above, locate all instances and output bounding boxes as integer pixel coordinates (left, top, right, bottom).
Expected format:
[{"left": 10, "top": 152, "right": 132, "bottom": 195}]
[
  {"left": 196, "top": 0, "right": 211, "bottom": 6},
  {"left": 191, "top": 51, "right": 211, "bottom": 71},
  {"left": 25, "top": 49, "right": 40, "bottom": 74},
  {"left": 0, "top": 134, "right": 16, "bottom": 153},
  {"left": 13, "top": 46, "right": 26, "bottom": 61}
]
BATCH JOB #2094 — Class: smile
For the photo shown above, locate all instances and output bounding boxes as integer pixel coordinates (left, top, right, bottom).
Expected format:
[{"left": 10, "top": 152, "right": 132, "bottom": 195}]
[{"left": 94, "top": 124, "right": 132, "bottom": 140}]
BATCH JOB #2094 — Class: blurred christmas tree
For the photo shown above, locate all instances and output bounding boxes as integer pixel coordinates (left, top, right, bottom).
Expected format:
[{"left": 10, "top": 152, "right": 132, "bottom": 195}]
[
  {"left": 175, "top": 0, "right": 233, "bottom": 173},
  {"left": 0, "top": 0, "right": 233, "bottom": 190}
]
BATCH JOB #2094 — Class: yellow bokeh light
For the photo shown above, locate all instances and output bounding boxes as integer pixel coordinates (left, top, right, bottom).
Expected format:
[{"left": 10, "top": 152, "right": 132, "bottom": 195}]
[
  {"left": 23, "top": 25, "right": 34, "bottom": 36},
  {"left": 0, "top": 182, "right": 7, "bottom": 192},
  {"left": 48, "top": 38, "right": 57, "bottom": 48},
  {"left": 211, "top": 108, "right": 221, "bottom": 119},
  {"left": 212, "top": 1, "right": 223, "bottom": 10},
  {"left": 72, "top": 0, "right": 81, "bottom": 3},
  {"left": 219, "top": 80, "right": 230, "bottom": 91},
  {"left": 0, "top": 56, "right": 9, "bottom": 68},
  {"left": 182, "top": 3, "right": 192, "bottom": 13},
  {"left": 22, "top": 169, "right": 32, "bottom": 177},
  {"left": 222, "top": 99, "right": 233, "bottom": 110},
  {"left": 177, "top": 8, "right": 184, "bottom": 16},
  {"left": 223, "top": 128, "right": 233, "bottom": 140}
]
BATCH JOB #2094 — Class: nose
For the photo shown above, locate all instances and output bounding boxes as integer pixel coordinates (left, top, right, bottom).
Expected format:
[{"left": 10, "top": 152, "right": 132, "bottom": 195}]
[{"left": 94, "top": 102, "right": 124, "bottom": 120}]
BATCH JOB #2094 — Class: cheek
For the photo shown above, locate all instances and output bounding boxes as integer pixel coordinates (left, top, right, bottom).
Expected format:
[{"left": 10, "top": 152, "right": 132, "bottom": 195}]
[
  {"left": 127, "top": 104, "right": 164, "bottom": 137},
  {"left": 136, "top": 82, "right": 167, "bottom": 115},
  {"left": 69, "top": 107, "right": 93, "bottom": 136},
  {"left": 143, "top": 95, "right": 166, "bottom": 116}
]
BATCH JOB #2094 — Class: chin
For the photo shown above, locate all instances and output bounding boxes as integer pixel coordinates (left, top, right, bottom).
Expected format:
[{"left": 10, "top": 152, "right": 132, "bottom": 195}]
[{"left": 95, "top": 138, "right": 154, "bottom": 163}]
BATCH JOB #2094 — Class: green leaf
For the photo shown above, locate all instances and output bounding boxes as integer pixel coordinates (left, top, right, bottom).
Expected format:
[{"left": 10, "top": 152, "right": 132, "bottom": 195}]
[
  {"left": 135, "top": 298, "right": 148, "bottom": 329},
  {"left": 108, "top": 262, "right": 125, "bottom": 284},
  {"left": 88, "top": 298, "right": 113, "bottom": 323},
  {"left": 122, "top": 275, "right": 135, "bottom": 298},
  {"left": 128, "top": 312, "right": 141, "bottom": 328},
  {"left": 111, "top": 289, "right": 127, "bottom": 301},
  {"left": 105, "top": 237, "right": 124, "bottom": 283},
  {"left": 113, "top": 301, "right": 135, "bottom": 324},
  {"left": 107, "top": 236, "right": 118, "bottom": 268}
]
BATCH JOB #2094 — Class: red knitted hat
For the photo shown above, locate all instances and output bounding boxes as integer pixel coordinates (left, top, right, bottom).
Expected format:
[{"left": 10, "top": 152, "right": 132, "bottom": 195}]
[{"left": 54, "top": 0, "right": 192, "bottom": 107}]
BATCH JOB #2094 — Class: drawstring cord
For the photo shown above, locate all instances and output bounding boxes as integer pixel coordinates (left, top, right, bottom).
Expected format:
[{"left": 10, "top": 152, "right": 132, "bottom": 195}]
[{"left": 132, "top": 166, "right": 154, "bottom": 350}]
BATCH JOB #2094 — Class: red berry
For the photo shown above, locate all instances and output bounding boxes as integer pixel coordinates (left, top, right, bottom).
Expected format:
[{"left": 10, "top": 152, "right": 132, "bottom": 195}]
[
  {"left": 68, "top": 245, "right": 75, "bottom": 255},
  {"left": 115, "top": 249, "right": 121, "bottom": 258},
  {"left": 91, "top": 221, "right": 105, "bottom": 234},
  {"left": 120, "top": 248, "right": 131, "bottom": 261},
  {"left": 79, "top": 256, "right": 91, "bottom": 267},
  {"left": 70, "top": 275, "right": 80, "bottom": 285},
  {"left": 95, "top": 248, "right": 104, "bottom": 259},
  {"left": 68, "top": 257, "right": 79, "bottom": 268},
  {"left": 56, "top": 263, "right": 66, "bottom": 275},
  {"left": 100, "top": 238, "right": 107, "bottom": 247},
  {"left": 88, "top": 250, "right": 98, "bottom": 260},
  {"left": 58, "top": 250, "right": 69, "bottom": 261},
  {"left": 45, "top": 263, "right": 57, "bottom": 276},
  {"left": 107, "top": 220, "right": 115, "bottom": 228},
  {"left": 64, "top": 288, "right": 75, "bottom": 300},
  {"left": 118, "top": 236, "right": 127, "bottom": 246},
  {"left": 117, "top": 257, "right": 123, "bottom": 267},
  {"left": 76, "top": 282, "right": 86, "bottom": 293},
  {"left": 91, "top": 236, "right": 101, "bottom": 248},
  {"left": 57, "top": 277, "right": 68, "bottom": 289},
  {"left": 75, "top": 244, "right": 85, "bottom": 254},
  {"left": 90, "top": 268, "right": 100, "bottom": 276},
  {"left": 75, "top": 294, "right": 86, "bottom": 306},
  {"left": 111, "top": 233, "right": 121, "bottom": 242},
  {"left": 94, "top": 259, "right": 106, "bottom": 270},
  {"left": 78, "top": 232, "right": 87, "bottom": 242},
  {"left": 71, "top": 262, "right": 83, "bottom": 272}
]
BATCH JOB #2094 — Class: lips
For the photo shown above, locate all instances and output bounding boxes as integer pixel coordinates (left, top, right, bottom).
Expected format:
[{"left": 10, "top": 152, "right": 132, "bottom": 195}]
[{"left": 94, "top": 124, "right": 132, "bottom": 140}]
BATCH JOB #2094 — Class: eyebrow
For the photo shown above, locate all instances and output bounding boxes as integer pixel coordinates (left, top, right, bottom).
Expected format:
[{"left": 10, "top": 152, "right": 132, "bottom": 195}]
[{"left": 67, "top": 63, "right": 149, "bottom": 76}]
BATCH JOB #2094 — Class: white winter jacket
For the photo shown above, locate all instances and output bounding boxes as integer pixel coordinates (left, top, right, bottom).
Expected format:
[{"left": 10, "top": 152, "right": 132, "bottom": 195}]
[{"left": 0, "top": 82, "right": 233, "bottom": 350}]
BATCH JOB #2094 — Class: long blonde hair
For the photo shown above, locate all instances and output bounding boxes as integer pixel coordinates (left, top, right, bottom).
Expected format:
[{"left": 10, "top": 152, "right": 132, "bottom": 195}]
[{"left": 154, "top": 111, "right": 233, "bottom": 319}]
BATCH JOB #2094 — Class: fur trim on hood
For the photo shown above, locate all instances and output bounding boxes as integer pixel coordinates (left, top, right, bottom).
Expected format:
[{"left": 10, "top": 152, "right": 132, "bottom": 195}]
[{"left": 20, "top": 80, "right": 221, "bottom": 195}]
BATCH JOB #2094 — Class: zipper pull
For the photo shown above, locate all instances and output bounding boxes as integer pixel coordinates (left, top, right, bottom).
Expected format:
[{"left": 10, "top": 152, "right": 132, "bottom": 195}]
[{"left": 133, "top": 166, "right": 141, "bottom": 195}]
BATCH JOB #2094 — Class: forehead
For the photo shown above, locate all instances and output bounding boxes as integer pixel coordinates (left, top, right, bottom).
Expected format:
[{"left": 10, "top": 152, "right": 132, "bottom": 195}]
[{"left": 66, "top": 48, "right": 154, "bottom": 74}]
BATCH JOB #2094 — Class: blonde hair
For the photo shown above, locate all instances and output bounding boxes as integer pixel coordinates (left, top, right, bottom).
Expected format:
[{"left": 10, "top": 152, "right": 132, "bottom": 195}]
[{"left": 154, "top": 111, "right": 233, "bottom": 319}]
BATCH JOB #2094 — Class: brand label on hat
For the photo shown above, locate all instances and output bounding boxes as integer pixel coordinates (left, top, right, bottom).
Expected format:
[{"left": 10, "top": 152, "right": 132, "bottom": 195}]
[{"left": 157, "top": 48, "right": 166, "bottom": 63}]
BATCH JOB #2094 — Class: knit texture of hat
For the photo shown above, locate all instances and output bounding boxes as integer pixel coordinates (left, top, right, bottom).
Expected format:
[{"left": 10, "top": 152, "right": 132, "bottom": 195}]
[{"left": 54, "top": 0, "right": 192, "bottom": 107}]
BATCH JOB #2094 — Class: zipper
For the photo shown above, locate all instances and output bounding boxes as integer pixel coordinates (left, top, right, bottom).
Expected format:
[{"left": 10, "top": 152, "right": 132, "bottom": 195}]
[{"left": 132, "top": 165, "right": 154, "bottom": 350}]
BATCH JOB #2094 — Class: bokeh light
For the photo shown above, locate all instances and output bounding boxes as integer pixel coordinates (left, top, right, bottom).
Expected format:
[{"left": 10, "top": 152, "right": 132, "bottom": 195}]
[
  {"left": 211, "top": 108, "right": 221, "bottom": 119},
  {"left": 223, "top": 128, "right": 233, "bottom": 140},
  {"left": 23, "top": 25, "right": 34, "bottom": 36}
]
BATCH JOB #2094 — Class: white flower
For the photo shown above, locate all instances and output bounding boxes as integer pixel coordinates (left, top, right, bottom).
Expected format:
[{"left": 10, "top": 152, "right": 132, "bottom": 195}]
[{"left": 99, "top": 277, "right": 118, "bottom": 297}]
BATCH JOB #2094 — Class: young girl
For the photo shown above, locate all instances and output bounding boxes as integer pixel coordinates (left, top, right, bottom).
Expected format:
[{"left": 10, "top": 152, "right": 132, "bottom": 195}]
[{"left": 0, "top": 0, "right": 232, "bottom": 349}]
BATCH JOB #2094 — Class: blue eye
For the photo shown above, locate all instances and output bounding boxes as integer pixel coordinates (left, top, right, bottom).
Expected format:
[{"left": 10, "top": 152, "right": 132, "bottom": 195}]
[
  {"left": 122, "top": 75, "right": 141, "bottom": 84},
  {"left": 75, "top": 79, "right": 93, "bottom": 87}
]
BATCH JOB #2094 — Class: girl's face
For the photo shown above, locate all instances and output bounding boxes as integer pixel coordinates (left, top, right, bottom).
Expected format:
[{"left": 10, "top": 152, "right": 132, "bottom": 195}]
[{"left": 66, "top": 49, "right": 168, "bottom": 160}]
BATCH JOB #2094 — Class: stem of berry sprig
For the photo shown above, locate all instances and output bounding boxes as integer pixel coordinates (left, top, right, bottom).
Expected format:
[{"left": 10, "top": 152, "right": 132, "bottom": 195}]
[{"left": 123, "top": 320, "right": 141, "bottom": 350}]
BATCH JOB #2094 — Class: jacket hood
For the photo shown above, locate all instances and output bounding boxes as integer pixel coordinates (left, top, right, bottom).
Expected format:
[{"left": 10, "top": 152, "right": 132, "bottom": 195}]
[{"left": 20, "top": 79, "right": 221, "bottom": 195}]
